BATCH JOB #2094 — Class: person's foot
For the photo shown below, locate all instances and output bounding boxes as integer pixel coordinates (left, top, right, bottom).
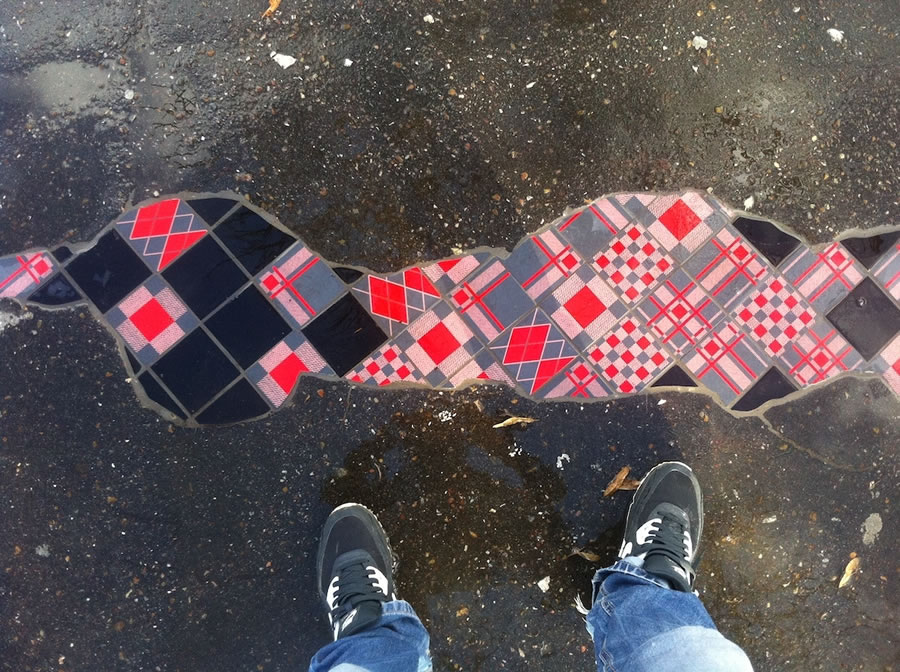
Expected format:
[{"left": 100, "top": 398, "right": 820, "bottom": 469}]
[
  {"left": 617, "top": 461, "right": 703, "bottom": 592},
  {"left": 316, "top": 503, "right": 396, "bottom": 640}
]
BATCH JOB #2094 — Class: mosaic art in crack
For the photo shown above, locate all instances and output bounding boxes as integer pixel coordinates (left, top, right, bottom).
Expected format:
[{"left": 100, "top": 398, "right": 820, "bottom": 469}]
[{"left": 3, "top": 191, "right": 900, "bottom": 426}]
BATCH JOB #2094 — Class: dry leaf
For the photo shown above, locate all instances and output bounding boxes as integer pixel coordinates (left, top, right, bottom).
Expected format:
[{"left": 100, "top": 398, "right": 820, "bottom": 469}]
[
  {"left": 569, "top": 548, "right": 603, "bottom": 562},
  {"left": 262, "top": 0, "right": 282, "bottom": 17},
  {"left": 603, "top": 466, "right": 633, "bottom": 496},
  {"left": 492, "top": 416, "right": 537, "bottom": 429},
  {"left": 619, "top": 478, "right": 641, "bottom": 491},
  {"left": 838, "top": 556, "right": 860, "bottom": 588}
]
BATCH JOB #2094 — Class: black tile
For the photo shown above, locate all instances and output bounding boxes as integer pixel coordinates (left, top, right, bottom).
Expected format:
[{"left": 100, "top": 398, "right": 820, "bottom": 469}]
[
  {"left": 205, "top": 286, "right": 291, "bottom": 368},
  {"left": 841, "top": 232, "right": 900, "bottom": 270},
  {"left": 138, "top": 372, "right": 186, "bottom": 419},
  {"left": 333, "top": 266, "right": 364, "bottom": 284},
  {"left": 732, "top": 367, "right": 798, "bottom": 412},
  {"left": 213, "top": 206, "right": 295, "bottom": 275},
  {"left": 126, "top": 349, "right": 141, "bottom": 375},
  {"left": 196, "top": 379, "right": 269, "bottom": 425},
  {"left": 187, "top": 197, "right": 238, "bottom": 226},
  {"left": 161, "top": 235, "right": 248, "bottom": 318},
  {"left": 302, "top": 293, "right": 388, "bottom": 376},
  {"left": 52, "top": 246, "right": 73, "bottom": 263},
  {"left": 66, "top": 231, "right": 152, "bottom": 313},
  {"left": 826, "top": 278, "right": 900, "bottom": 360},
  {"left": 26, "top": 274, "right": 82, "bottom": 306},
  {"left": 732, "top": 216, "right": 801, "bottom": 267},
  {"left": 651, "top": 364, "right": 698, "bottom": 388},
  {"left": 151, "top": 329, "right": 240, "bottom": 413}
]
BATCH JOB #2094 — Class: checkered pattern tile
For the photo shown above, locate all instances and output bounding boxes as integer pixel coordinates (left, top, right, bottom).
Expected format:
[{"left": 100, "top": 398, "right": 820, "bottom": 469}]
[
  {"left": 683, "top": 320, "right": 769, "bottom": 405},
  {"left": 248, "top": 332, "right": 333, "bottom": 407},
  {"left": 781, "top": 242, "right": 865, "bottom": 311},
  {"left": 450, "top": 259, "right": 535, "bottom": 342},
  {"left": 505, "top": 229, "right": 582, "bottom": 301},
  {"left": 643, "top": 192, "right": 725, "bottom": 261},
  {"left": 588, "top": 318, "right": 672, "bottom": 393},
  {"left": 352, "top": 268, "right": 442, "bottom": 337},
  {"left": 346, "top": 344, "right": 425, "bottom": 387},
  {"left": 422, "top": 253, "right": 490, "bottom": 293},
  {"left": 257, "top": 242, "right": 345, "bottom": 328},
  {"left": 778, "top": 322, "right": 863, "bottom": 386},
  {"left": 872, "top": 238, "right": 900, "bottom": 302},
  {"left": 594, "top": 224, "right": 675, "bottom": 304},
  {"left": 489, "top": 309, "right": 577, "bottom": 395},
  {"left": 394, "top": 302, "right": 481, "bottom": 385},
  {"left": 0, "top": 252, "right": 55, "bottom": 299},
  {"left": 637, "top": 269, "right": 723, "bottom": 356},
  {"left": 539, "top": 360, "right": 612, "bottom": 399},
  {"left": 445, "top": 349, "right": 515, "bottom": 388},
  {"left": 541, "top": 265, "right": 626, "bottom": 350},
  {"left": 683, "top": 225, "right": 770, "bottom": 310},
  {"left": 116, "top": 199, "right": 208, "bottom": 271},
  {"left": 734, "top": 275, "right": 816, "bottom": 357},
  {"left": 107, "top": 276, "right": 199, "bottom": 365},
  {"left": 873, "top": 333, "right": 900, "bottom": 396}
]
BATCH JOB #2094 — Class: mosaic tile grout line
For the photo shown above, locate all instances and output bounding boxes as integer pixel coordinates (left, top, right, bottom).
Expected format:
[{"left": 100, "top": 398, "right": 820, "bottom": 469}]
[{"left": 2, "top": 189, "right": 899, "bottom": 426}]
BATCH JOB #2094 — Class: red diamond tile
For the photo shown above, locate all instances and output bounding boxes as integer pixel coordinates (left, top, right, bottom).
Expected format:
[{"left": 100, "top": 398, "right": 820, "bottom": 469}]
[
  {"left": 504, "top": 324, "right": 551, "bottom": 364},
  {"left": 131, "top": 199, "right": 180, "bottom": 238},
  {"left": 369, "top": 276, "right": 409, "bottom": 323},
  {"left": 417, "top": 322, "right": 461, "bottom": 365},
  {"left": 130, "top": 298, "right": 175, "bottom": 341},
  {"left": 270, "top": 353, "right": 309, "bottom": 393},
  {"left": 659, "top": 199, "right": 701, "bottom": 240}
]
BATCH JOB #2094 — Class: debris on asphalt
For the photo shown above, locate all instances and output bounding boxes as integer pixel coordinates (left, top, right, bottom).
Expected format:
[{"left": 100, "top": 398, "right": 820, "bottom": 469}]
[
  {"left": 493, "top": 416, "right": 537, "bottom": 429},
  {"left": 861, "top": 513, "right": 882, "bottom": 546},
  {"left": 262, "top": 0, "right": 282, "bottom": 18},
  {"left": 603, "top": 466, "right": 641, "bottom": 496},
  {"left": 692, "top": 35, "right": 708, "bottom": 50},
  {"left": 271, "top": 52, "right": 296, "bottom": 69},
  {"left": 537, "top": 576, "right": 551, "bottom": 593},
  {"left": 423, "top": 14, "right": 435, "bottom": 24},
  {"left": 569, "top": 548, "right": 603, "bottom": 562},
  {"left": 827, "top": 28, "right": 844, "bottom": 43},
  {"left": 838, "top": 555, "right": 860, "bottom": 588}
]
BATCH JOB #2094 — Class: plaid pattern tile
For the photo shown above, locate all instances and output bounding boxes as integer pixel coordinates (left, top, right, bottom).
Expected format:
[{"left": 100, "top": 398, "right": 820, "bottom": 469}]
[
  {"left": 394, "top": 302, "right": 481, "bottom": 385},
  {"left": 539, "top": 360, "right": 612, "bottom": 400},
  {"left": 352, "top": 268, "right": 442, "bottom": 337},
  {"left": 505, "top": 229, "right": 582, "bottom": 301},
  {"left": 781, "top": 242, "right": 865, "bottom": 311},
  {"left": 248, "top": 332, "right": 333, "bottom": 407},
  {"left": 0, "top": 252, "right": 55, "bottom": 299},
  {"left": 588, "top": 318, "right": 672, "bottom": 393},
  {"left": 871, "top": 237, "right": 900, "bottom": 302},
  {"left": 683, "top": 225, "right": 770, "bottom": 310},
  {"left": 422, "top": 253, "right": 489, "bottom": 293},
  {"left": 873, "top": 333, "right": 900, "bottom": 396},
  {"left": 346, "top": 344, "right": 425, "bottom": 387},
  {"left": 115, "top": 199, "right": 208, "bottom": 271},
  {"left": 445, "top": 349, "right": 515, "bottom": 388},
  {"left": 594, "top": 224, "right": 675, "bottom": 304},
  {"left": 636, "top": 269, "right": 723, "bottom": 355},
  {"left": 107, "top": 276, "right": 199, "bottom": 366},
  {"left": 644, "top": 192, "right": 725, "bottom": 261},
  {"left": 734, "top": 275, "right": 816, "bottom": 357},
  {"left": 683, "top": 320, "right": 769, "bottom": 405},
  {"left": 450, "top": 259, "right": 535, "bottom": 342},
  {"left": 489, "top": 309, "right": 577, "bottom": 395},
  {"left": 257, "top": 242, "right": 345, "bottom": 328},
  {"left": 556, "top": 199, "right": 622, "bottom": 259},
  {"left": 778, "top": 322, "right": 862, "bottom": 386},
  {"left": 541, "top": 265, "right": 626, "bottom": 349}
]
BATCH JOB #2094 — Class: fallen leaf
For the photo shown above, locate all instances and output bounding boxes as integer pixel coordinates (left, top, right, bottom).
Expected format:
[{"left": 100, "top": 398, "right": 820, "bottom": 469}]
[
  {"left": 262, "top": 0, "right": 282, "bottom": 18},
  {"left": 603, "top": 466, "right": 634, "bottom": 496},
  {"left": 619, "top": 478, "right": 641, "bottom": 491},
  {"left": 569, "top": 548, "right": 603, "bottom": 562},
  {"left": 456, "top": 606, "right": 469, "bottom": 617},
  {"left": 838, "top": 556, "right": 860, "bottom": 588},
  {"left": 492, "top": 416, "right": 537, "bottom": 429}
]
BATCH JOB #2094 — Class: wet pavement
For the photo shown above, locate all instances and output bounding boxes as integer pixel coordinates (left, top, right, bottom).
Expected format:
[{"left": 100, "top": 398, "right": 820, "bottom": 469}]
[{"left": 1, "top": 1, "right": 898, "bottom": 671}]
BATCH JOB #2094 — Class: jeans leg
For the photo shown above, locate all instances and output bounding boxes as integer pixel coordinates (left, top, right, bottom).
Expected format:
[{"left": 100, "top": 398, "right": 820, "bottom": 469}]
[
  {"left": 586, "top": 560, "right": 754, "bottom": 672},
  {"left": 308, "top": 601, "right": 432, "bottom": 672}
]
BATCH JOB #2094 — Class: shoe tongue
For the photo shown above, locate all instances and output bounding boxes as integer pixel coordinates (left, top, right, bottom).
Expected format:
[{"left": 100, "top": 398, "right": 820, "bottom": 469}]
[{"left": 337, "top": 600, "right": 383, "bottom": 639}]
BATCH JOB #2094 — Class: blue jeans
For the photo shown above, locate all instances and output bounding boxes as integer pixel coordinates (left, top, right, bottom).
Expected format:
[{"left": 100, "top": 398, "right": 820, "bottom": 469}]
[{"left": 307, "top": 560, "right": 753, "bottom": 672}]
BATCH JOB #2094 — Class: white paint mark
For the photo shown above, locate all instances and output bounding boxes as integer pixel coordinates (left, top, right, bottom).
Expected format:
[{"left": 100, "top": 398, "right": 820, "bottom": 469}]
[
  {"left": 537, "top": 576, "right": 551, "bottom": 592},
  {"left": 423, "top": 14, "right": 435, "bottom": 23},
  {"left": 556, "top": 453, "right": 571, "bottom": 469},
  {"left": 827, "top": 28, "right": 844, "bottom": 43},
  {"left": 692, "top": 35, "right": 708, "bottom": 50},
  {"left": 861, "top": 513, "right": 882, "bottom": 546},
  {"left": 0, "top": 309, "right": 33, "bottom": 334},
  {"left": 271, "top": 52, "right": 297, "bottom": 69},
  {"left": 743, "top": 195, "right": 755, "bottom": 210}
]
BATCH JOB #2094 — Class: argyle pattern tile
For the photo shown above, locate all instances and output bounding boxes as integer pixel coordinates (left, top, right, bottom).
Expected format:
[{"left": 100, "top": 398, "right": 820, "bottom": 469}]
[
  {"left": 595, "top": 224, "right": 675, "bottom": 305},
  {"left": 248, "top": 332, "right": 334, "bottom": 407},
  {"left": 6, "top": 190, "right": 900, "bottom": 426},
  {"left": 489, "top": 309, "right": 577, "bottom": 395},
  {"left": 346, "top": 344, "right": 425, "bottom": 387},
  {"left": 0, "top": 252, "right": 55, "bottom": 298},
  {"left": 258, "top": 242, "right": 345, "bottom": 328},
  {"left": 588, "top": 317, "right": 672, "bottom": 394},
  {"left": 352, "top": 268, "right": 442, "bottom": 337},
  {"left": 116, "top": 199, "right": 208, "bottom": 272},
  {"left": 107, "top": 276, "right": 200, "bottom": 366}
]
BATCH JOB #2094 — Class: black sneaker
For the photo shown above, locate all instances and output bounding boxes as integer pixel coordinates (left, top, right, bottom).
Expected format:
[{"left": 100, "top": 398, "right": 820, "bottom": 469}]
[
  {"left": 316, "top": 503, "right": 396, "bottom": 640},
  {"left": 617, "top": 461, "right": 703, "bottom": 592}
]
